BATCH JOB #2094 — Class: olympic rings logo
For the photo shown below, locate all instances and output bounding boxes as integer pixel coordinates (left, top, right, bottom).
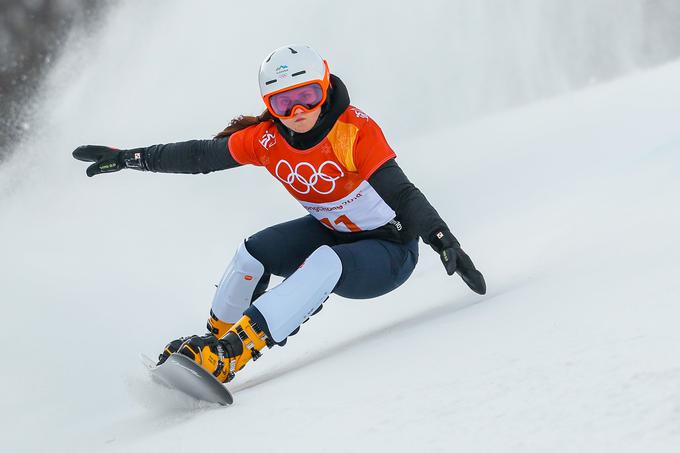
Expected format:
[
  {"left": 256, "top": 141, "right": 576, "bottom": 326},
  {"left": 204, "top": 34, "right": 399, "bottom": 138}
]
[{"left": 274, "top": 159, "right": 345, "bottom": 195}]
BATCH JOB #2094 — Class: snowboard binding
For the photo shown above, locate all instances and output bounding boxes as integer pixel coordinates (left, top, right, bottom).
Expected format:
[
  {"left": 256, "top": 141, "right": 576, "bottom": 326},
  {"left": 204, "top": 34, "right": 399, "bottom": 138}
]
[{"left": 159, "top": 314, "right": 270, "bottom": 383}]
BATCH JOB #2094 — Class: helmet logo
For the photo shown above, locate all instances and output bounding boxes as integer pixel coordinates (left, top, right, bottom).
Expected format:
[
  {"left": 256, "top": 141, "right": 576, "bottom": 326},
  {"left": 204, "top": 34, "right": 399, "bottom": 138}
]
[
  {"left": 275, "top": 65, "right": 289, "bottom": 75},
  {"left": 275, "top": 160, "right": 344, "bottom": 195}
]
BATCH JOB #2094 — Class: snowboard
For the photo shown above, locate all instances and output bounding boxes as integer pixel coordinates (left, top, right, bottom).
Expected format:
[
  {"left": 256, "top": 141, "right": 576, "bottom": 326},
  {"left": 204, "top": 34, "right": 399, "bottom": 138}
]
[{"left": 141, "top": 352, "right": 234, "bottom": 406}]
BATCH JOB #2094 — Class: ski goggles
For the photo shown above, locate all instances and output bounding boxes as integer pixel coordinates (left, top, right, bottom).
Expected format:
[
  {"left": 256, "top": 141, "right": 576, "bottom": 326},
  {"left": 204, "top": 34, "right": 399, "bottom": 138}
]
[{"left": 264, "top": 82, "right": 327, "bottom": 119}]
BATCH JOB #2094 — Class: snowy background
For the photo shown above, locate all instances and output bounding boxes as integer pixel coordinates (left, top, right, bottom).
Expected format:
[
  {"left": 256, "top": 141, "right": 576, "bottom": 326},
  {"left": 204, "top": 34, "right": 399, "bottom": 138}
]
[
  {"left": 0, "top": 0, "right": 113, "bottom": 155},
  {"left": 1, "top": 1, "right": 679, "bottom": 452}
]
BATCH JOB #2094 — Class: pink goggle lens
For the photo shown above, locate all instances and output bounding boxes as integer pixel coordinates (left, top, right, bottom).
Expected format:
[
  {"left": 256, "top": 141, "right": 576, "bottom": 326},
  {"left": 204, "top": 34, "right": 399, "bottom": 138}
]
[{"left": 269, "top": 83, "right": 324, "bottom": 117}]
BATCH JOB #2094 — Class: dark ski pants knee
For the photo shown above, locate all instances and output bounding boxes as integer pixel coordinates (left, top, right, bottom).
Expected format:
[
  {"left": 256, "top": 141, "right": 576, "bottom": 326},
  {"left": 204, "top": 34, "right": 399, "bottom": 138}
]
[{"left": 244, "top": 215, "right": 418, "bottom": 300}]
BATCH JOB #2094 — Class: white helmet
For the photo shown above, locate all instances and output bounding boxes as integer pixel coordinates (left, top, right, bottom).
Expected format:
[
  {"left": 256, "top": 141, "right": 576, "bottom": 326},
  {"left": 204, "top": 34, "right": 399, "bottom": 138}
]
[{"left": 259, "top": 45, "right": 331, "bottom": 114}]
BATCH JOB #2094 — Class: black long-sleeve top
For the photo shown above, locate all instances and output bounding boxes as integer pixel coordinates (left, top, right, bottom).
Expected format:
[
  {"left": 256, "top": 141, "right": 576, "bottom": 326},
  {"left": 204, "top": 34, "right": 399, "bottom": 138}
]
[
  {"left": 137, "top": 137, "right": 448, "bottom": 245},
  {"left": 136, "top": 75, "right": 450, "bottom": 245}
]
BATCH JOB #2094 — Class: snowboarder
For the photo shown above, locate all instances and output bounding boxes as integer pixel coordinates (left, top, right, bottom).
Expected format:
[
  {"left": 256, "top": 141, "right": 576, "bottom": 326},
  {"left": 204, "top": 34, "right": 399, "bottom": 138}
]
[{"left": 73, "top": 44, "right": 486, "bottom": 384}]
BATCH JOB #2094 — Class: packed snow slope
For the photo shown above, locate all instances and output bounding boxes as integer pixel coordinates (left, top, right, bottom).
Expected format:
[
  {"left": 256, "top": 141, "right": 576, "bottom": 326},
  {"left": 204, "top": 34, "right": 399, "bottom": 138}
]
[
  {"left": 1, "top": 60, "right": 679, "bottom": 452},
  {"left": 2, "top": 1, "right": 680, "bottom": 452}
]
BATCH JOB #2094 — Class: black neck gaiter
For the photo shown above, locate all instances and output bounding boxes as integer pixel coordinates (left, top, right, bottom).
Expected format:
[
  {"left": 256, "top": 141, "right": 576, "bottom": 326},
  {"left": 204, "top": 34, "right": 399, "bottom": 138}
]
[{"left": 274, "top": 74, "right": 351, "bottom": 150}]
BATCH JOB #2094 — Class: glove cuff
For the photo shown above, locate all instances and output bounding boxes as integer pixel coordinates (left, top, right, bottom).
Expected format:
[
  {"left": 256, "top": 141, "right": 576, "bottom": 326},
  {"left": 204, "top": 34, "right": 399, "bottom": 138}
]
[
  {"left": 427, "top": 227, "right": 460, "bottom": 253},
  {"left": 120, "top": 148, "right": 148, "bottom": 171}
]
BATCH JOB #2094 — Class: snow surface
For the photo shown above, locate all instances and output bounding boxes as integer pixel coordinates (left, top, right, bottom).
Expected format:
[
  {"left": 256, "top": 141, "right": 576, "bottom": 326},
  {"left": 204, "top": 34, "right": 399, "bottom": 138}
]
[{"left": 2, "top": 1, "right": 680, "bottom": 452}]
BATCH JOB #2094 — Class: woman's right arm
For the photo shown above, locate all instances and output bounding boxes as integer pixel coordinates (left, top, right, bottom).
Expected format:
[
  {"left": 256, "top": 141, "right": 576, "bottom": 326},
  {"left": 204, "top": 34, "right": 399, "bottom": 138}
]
[
  {"left": 142, "top": 137, "right": 241, "bottom": 174},
  {"left": 72, "top": 137, "right": 242, "bottom": 177}
]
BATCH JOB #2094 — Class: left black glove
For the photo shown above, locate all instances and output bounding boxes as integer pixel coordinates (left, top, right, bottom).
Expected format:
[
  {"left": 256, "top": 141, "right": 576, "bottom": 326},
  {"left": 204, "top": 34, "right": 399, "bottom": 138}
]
[
  {"left": 428, "top": 228, "right": 487, "bottom": 295},
  {"left": 72, "top": 145, "right": 147, "bottom": 177}
]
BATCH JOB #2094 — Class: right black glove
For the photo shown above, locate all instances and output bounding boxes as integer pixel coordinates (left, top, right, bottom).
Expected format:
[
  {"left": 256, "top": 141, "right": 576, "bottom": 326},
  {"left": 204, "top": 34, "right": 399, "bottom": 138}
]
[{"left": 72, "top": 145, "right": 147, "bottom": 177}]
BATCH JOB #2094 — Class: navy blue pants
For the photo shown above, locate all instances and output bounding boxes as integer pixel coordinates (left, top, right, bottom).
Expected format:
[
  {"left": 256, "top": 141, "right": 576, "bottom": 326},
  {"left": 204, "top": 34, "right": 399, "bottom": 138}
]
[{"left": 245, "top": 216, "right": 418, "bottom": 299}]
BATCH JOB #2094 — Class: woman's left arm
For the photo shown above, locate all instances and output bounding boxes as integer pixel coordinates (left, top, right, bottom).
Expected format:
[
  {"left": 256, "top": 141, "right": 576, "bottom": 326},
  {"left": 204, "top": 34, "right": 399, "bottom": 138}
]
[{"left": 368, "top": 158, "right": 487, "bottom": 295}]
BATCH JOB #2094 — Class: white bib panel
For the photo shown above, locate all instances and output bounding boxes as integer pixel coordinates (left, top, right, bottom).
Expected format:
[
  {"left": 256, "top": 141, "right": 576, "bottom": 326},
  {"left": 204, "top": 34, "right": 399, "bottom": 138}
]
[{"left": 298, "top": 181, "right": 395, "bottom": 232}]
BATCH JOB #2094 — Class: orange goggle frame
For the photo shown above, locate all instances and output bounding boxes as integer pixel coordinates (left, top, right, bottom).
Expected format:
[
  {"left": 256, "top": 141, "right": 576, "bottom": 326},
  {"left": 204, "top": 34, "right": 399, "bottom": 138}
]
[{"left": 262, "top": 62, "right": 331, "bottom": 119}]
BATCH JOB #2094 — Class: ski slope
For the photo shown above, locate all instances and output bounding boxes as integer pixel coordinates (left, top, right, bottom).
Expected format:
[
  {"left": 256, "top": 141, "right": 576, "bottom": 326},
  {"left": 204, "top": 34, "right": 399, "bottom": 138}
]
[
  {"left": 1, "top": 60, "right": 678, "bottom": 453},
  {"left": 2, "top": 2, "right": 680, "bottom": 452}
]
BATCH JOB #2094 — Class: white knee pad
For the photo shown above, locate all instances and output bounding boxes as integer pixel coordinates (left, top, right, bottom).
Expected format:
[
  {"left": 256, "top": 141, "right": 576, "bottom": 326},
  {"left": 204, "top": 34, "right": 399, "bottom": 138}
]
[
  {"left": 252, "top": 245, "right": 342, "bottom": 343},
  {"left": 211, "top": 241, "right": 265, "bottom": 323}
]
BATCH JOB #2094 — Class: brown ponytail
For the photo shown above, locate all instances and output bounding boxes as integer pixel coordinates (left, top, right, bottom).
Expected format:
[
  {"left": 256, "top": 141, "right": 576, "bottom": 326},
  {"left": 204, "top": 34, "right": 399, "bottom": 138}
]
[{"left": 214, "top": 109, "right": 274, "bottom": 139}]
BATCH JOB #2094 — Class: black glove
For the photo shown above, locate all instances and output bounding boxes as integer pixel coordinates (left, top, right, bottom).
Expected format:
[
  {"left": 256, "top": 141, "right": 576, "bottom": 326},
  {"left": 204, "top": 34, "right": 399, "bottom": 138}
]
[
  {"left": 428, "top": 228, "right": 487, "bottom": 295},
  {"left": 72, "top": 145, "right": 147, "bottom": 177}
]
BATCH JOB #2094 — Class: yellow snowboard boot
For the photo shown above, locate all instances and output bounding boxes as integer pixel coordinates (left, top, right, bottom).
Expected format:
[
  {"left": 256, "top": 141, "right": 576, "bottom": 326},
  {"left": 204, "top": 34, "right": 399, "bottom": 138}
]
[
  {"left": 206, "top": 309, "right": 233, "bottom": 338},
  {"left": 158, "top": 310, "right": 234, "bottom": 365},
  {"left": 175, "top": 314, "right": 269, "bottom": 383}
]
